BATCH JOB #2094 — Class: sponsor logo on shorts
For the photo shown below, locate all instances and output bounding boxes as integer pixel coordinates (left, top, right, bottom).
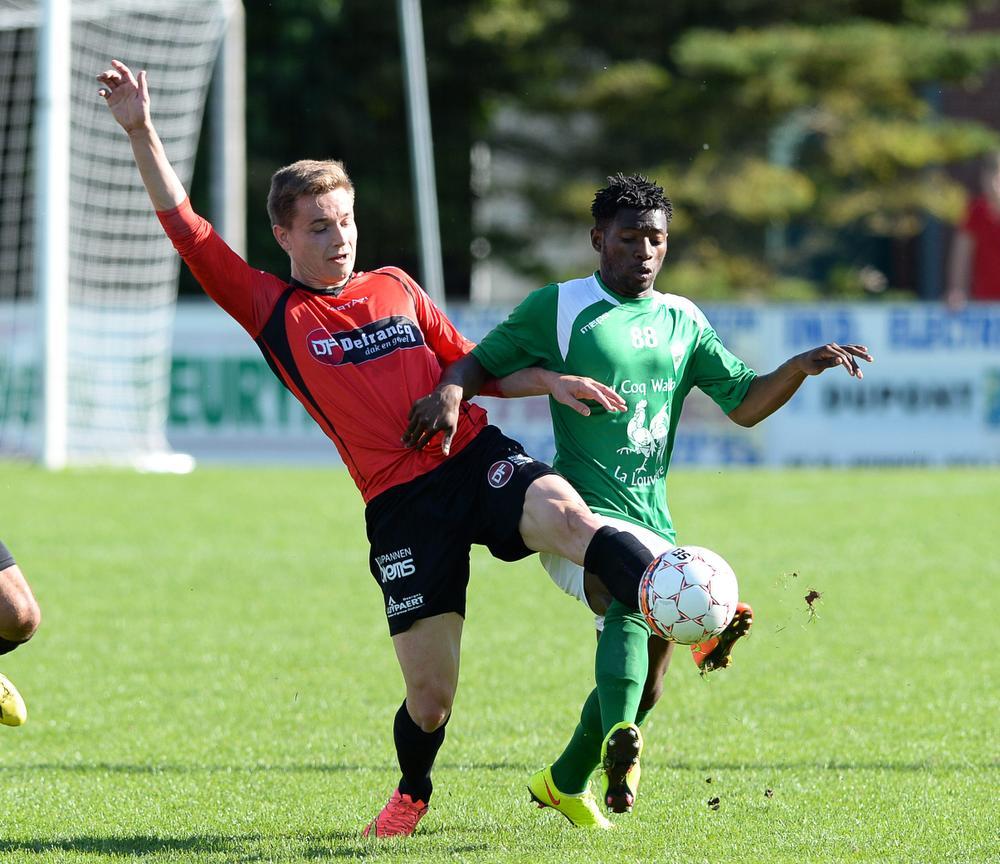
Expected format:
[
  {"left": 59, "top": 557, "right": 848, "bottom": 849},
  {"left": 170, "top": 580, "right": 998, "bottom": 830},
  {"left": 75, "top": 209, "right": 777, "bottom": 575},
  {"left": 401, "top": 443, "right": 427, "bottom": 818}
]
[
  {"left": 307, "top": 315, "right": 425, "bottom": 366},
  {"left": 488, "top": 460, "right": 514, "bottom": 488},
  {"left": 376, "top": 547, "right": 416, "bottom": 583},
  {"left": 507, "top": 452, "right": 534, "bottom": 466},
  {"left": 387, "top": 593, "right": 424, "bottom": 617}
]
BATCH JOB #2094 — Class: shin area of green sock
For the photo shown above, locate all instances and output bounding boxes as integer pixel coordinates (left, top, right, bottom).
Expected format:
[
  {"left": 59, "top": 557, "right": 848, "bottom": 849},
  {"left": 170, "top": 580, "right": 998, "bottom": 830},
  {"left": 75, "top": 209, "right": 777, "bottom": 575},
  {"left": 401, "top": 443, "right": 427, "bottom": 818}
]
[
  {"left": 548, "top": 692, "right": 655, "bottom": 796},
  {"left": 595, "top": 600, "right": 651, "bottom": 736},
  {"left": 549, "top": 688, "right": 603, "bottom": 794}
]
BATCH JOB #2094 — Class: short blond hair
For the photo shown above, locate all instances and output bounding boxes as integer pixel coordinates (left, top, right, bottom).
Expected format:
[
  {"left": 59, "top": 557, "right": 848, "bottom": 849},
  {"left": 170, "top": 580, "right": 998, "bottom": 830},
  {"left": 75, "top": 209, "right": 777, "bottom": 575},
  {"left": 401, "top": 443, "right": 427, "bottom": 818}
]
[{"left": 267, "top": 159, "right": 354, "bottom": 228}]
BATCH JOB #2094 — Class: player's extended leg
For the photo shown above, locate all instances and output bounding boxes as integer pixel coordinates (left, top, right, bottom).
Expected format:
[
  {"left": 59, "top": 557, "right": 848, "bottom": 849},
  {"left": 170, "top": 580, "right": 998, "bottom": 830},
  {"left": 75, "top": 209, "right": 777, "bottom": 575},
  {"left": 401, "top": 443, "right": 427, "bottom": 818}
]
[
  {"left": 520, "top": 488, "right": 664, "bottom": 817},
  {"left": 0, "top": 560, "right": 41, "bottom": 728},
  {"left": 364, "top": 612, "right": 463, "bottom": 838},
  {"left": 516, "top": 475, "right": 653, "bottom": 612},
  {"left": 640, "top": 634, "right": 675, "bottom": 712}
]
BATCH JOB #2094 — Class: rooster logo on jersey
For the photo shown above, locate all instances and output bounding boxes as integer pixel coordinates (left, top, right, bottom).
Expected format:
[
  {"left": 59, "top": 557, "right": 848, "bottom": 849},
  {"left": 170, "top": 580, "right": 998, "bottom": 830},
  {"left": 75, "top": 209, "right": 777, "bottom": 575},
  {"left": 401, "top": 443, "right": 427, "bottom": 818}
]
[{"left": 616, "top": 399, "right": 669, "bottom": 473}]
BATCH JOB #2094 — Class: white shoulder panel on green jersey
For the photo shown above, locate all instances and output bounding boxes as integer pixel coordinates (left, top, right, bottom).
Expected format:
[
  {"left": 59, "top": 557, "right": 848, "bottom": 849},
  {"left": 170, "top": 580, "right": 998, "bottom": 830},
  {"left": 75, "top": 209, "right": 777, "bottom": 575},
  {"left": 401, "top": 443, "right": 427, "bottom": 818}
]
[
  {"left": 653, "top": 292, "right": 709, "bottom": 370},
  {"left": 556, "top": 274, "right": 619, "bottom": 362},
  {"left": 653, "top": 292, "right": 710, "bottom": 331}
]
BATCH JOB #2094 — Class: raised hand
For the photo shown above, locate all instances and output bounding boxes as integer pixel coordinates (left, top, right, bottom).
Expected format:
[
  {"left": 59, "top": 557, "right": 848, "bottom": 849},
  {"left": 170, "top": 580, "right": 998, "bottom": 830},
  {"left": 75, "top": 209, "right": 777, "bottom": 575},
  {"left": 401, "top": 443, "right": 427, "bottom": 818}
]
[
  {"left": 97, "top": 60, "right": 150, "bottom": 134},
  {"left": 796, "top": 343, "right": 873, "bottom": 380}
]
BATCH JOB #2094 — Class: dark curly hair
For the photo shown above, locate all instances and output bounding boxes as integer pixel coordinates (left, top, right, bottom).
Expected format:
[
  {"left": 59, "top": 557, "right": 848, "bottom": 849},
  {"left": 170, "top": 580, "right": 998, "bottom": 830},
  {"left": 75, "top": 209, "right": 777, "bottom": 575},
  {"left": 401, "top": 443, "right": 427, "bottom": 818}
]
[{"left": 591, "top": 173, "right": 673, "bottom": 225}]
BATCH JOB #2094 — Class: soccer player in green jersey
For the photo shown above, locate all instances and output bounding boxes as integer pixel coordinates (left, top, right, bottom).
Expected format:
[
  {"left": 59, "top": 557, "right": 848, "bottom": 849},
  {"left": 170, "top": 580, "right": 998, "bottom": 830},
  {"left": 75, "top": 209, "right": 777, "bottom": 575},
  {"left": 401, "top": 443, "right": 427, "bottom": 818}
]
[{"left": 406, "top": 173, "right": 872, "bottom": 826}]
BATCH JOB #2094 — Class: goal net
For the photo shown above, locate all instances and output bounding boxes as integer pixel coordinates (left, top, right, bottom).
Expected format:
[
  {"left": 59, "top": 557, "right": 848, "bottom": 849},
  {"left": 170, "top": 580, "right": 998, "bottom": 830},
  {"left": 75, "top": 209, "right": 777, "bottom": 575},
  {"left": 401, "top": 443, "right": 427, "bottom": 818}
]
[{"left": 0, "top": 0, "right": 233, "bottom": 468}]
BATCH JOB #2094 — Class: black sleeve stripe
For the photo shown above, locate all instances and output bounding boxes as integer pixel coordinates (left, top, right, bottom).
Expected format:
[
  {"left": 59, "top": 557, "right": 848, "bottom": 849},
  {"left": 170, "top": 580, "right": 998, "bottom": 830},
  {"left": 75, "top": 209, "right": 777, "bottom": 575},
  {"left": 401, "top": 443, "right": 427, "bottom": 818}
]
[{"left": 255, "top": 287, "right": 366, "bottom": 482}]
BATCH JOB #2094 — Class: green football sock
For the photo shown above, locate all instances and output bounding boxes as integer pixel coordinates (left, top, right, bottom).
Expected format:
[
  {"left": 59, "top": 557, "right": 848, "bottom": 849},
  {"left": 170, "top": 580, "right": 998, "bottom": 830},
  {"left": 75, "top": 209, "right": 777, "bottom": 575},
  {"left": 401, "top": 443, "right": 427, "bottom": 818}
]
[
  {"left": 595, "top": 600, "right": 651, "bottom": 735},
  {"left": 549, "top": 602, "right": 651, "bottom": 794},
  {"left": 549, "top": 690, "right": 655, "bottom": 795},
  {"left": 550, "top": 687, "right": 603, "bottom": 794}
]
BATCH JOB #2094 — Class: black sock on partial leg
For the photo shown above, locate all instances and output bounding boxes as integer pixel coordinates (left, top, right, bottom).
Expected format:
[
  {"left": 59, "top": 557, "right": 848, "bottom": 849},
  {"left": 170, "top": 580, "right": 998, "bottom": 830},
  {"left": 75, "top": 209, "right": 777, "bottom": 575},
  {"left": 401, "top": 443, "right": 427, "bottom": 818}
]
[
  {"left": 393, "top": 700, "right": 448, "bottom": 804},
  {"left": 583, "top": 526, "right": 655, "bottom": 611},
  {"left": 0, "top": 637, "right": 25, "bottom": 656}
]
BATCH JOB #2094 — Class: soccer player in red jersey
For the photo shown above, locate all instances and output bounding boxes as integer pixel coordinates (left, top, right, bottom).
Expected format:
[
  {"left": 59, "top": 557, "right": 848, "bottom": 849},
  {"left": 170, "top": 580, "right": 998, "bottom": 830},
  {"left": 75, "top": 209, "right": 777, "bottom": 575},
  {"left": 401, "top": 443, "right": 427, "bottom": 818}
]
[
  {"left": 0, "top": 539, "right": 41, "bottom": 727},
  {"left": 99, "top": 60, "right": 664, "bottom": 837}
]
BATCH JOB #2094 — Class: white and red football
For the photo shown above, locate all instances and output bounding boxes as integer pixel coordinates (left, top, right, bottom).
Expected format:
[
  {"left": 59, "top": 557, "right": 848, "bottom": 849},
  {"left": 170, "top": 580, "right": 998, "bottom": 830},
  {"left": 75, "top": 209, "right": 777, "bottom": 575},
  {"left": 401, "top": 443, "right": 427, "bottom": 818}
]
[{"left": 638, "top": 545, "right": 739, "bottom": 645}]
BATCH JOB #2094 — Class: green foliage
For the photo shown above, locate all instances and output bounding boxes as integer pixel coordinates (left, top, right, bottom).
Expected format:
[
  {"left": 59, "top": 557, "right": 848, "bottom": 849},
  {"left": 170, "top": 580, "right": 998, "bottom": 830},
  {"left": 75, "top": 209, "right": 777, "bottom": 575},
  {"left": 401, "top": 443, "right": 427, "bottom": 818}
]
[
  {"left": 203, "top": 1, "right": 1000, "bottom": 301},
  {"left": 672, "top": 157, "right": 817, "bottom": 224},
  {"left": 466, "top": 2, "right": 1000, "bottom": 298},
  {"left": 465, "top": 0, "right": 569, "bottom": 47}
]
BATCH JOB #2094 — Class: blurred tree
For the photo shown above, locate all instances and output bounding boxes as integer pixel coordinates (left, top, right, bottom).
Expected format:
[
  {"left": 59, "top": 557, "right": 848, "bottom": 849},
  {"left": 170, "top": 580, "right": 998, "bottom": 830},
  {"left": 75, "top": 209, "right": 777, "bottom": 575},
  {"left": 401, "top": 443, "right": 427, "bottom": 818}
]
[
  {"left": 184, "top": 0, "right": 1000, "bottom": 301},
  {"left": 238, "top": 0, "right": 478, "bottom": 296},
  {"left": 460, "top": 0, "right": 1000, "bottom": 299},
  {"left": 192, "top": 0, "right": 496, "bottom": 297}
]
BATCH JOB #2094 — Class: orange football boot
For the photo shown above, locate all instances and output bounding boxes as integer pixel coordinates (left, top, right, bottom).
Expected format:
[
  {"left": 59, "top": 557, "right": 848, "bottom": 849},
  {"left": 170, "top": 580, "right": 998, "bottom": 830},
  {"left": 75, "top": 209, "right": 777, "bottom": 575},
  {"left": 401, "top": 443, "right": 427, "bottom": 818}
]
[
  {"left": 362, "top": 788, "right": 428, "bottom": 838},
  {"left": 691, "top": 602, "right": 753, "bottom": 672}
]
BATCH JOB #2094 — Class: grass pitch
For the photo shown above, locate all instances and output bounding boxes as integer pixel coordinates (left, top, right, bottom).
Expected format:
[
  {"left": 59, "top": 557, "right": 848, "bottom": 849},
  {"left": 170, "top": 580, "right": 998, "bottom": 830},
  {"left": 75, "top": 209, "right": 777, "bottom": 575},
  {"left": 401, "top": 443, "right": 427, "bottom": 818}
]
[{"left": 0, "top": 464, "right": 996, "bottom": 863}]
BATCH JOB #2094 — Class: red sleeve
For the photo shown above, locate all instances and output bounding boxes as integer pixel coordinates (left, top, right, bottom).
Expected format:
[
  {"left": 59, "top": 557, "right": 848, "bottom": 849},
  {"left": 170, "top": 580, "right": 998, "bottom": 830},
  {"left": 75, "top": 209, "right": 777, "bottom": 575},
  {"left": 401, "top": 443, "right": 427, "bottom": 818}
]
[{"left": 156, "top": 198, "right": 286, "bottom": 338}]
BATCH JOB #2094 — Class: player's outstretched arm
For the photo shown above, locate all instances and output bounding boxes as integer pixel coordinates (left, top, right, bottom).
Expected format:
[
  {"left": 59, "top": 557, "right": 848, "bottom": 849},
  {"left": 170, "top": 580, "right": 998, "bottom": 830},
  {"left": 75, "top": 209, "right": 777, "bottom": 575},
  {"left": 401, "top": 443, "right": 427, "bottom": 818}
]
[
  {"left": 97, "top": 60, "right": 186, "bottom": 212},
  {"left": 728, "top": 342, "right": 873, "bottom": 428},
  {"left": 403, "top": 354, "right": 625, "bottom": 453},
  {"left": 502, "top": 370, "right": 626, "bottom": 417}
]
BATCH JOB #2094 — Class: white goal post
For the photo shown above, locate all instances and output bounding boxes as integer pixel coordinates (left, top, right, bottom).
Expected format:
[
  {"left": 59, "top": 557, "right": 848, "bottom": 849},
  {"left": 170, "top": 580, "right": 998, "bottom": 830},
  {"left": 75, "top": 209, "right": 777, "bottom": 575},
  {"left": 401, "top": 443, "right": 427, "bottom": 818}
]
[{"left": 0, "top": 0, "right": 242, "bottom": 470}]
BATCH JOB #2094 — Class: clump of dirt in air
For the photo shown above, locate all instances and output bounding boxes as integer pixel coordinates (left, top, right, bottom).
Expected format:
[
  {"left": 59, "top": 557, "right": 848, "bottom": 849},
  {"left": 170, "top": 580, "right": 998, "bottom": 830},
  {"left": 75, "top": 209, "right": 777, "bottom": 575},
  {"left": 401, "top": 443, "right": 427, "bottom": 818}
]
[{"left": 805, "top": 589, "right": 822, "bottom": 621}]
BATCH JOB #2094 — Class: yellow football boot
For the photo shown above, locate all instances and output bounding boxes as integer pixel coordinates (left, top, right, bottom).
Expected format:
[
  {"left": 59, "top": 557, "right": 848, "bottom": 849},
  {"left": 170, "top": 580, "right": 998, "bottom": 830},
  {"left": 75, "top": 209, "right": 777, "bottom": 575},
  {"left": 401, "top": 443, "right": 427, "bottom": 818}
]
[
  {"left": 527, "top": 766, "right": 611, "bottom": 829},
  {"left": 600, "top": 722, "right": 642, "bottom": 813},
  {"left": 0, "top": 672, "right": 26, "bottom": 726}
]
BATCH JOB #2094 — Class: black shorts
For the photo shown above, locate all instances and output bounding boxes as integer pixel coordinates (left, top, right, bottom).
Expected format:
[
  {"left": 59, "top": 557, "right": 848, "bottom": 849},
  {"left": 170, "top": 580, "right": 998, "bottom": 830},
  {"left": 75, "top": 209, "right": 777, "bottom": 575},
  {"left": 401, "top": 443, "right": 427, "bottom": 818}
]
[
  {"left": 0, "top": 540, "right": 12, "bottom": 571},
  {"left": 365, "top": 425, "right": 557, "bottom": 635}
]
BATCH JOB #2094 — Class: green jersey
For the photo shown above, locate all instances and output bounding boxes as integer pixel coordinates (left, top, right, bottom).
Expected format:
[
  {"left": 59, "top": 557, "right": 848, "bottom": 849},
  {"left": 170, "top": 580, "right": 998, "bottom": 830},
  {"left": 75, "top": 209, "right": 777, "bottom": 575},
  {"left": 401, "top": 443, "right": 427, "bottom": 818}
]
[{"left": 473, "top": 272, "right": 756, "bottom": 542}]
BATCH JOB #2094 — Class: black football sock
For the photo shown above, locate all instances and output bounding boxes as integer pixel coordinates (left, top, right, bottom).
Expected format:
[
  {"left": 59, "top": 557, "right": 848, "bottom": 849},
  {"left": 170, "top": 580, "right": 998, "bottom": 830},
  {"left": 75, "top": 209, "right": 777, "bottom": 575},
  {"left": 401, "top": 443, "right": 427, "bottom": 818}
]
[
  {"left": 394, "top": 700, "right": 448, "bottom": 804},
  {"left": 583, "top": 526, "right": 655, "bottom": 612},
  {"left": 0, "top": 637, "right": 25, "bottom": 656}
]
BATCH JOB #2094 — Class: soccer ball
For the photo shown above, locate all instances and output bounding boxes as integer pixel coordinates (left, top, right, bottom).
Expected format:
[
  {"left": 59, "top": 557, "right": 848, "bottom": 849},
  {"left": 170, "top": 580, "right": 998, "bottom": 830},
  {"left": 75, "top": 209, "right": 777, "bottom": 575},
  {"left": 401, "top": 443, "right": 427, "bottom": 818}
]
[{"left": 638, "top": 545, "right": 739, "bottom": 644}]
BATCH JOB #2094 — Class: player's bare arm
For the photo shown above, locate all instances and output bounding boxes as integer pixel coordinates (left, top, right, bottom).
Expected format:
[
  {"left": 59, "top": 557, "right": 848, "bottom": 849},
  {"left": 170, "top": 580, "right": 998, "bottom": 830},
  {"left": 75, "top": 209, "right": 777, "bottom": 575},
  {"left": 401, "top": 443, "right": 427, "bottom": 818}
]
[
  {"left": 403, "top": 354, "right": 624, "bottom": 453},
  {"left": 97, "top": 60, "right": 186, "bottom": 212},
  {"left": 728, "top": 342, "right": 873, "bottom": 428}
]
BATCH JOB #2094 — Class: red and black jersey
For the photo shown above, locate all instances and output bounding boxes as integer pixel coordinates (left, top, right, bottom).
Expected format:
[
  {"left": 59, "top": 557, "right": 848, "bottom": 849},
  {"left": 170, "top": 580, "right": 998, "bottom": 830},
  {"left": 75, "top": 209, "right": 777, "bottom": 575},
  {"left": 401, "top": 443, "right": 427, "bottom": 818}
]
[{"left": 158, "top": 198, "right": 489, "bottom": 502}]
